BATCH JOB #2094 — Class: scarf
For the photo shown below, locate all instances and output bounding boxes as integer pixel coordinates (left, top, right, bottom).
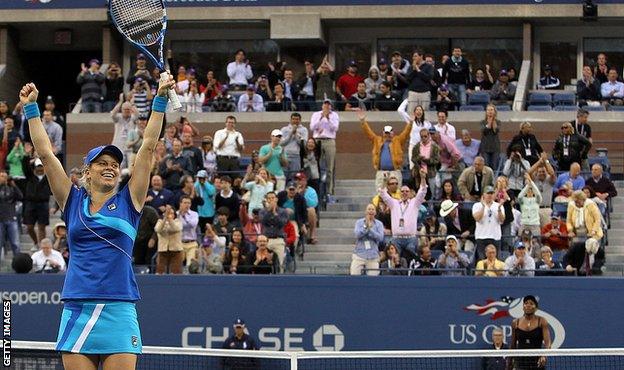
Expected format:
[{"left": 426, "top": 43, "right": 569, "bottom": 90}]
[
  {"left": 451, "top": 56, "right": 463, "bottom": 63},
  {"left": 572, "top": 199, "right": 592, "bottom": 229}
]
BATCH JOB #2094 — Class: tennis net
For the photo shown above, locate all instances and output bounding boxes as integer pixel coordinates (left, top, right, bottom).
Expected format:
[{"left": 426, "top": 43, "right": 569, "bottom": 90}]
[{"left": 10, "top": 341, "right": 624, "bottom": 369}]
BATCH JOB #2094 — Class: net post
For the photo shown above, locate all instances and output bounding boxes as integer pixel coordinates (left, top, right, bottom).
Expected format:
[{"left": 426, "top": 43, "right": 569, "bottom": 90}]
[{"left": 290, "top": 351, "right": 298, "bottom": 370}]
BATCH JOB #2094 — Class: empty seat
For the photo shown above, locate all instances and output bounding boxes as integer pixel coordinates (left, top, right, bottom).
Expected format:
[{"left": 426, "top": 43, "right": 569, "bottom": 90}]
[
  {"left": 431, "top": 250, "right": 443, "bottom": 261},
  {"left": 529, "top": 93, "right": 552, "bottom": 106},
  {"left": 459, "top": 105, "right": 485, "bottom": 112},
  {"left": 553, "top": 105, "right": 578, "bottom": 111},
  {"left": 552, "top": 202, "right": 568, "bottom": 221},
  {"left": 552, "top": 92, "right": 576, "bottom": 106},
  {"left": 495, "top": 104, "right": 511, "bottom": 111},
  {"left": 527, "top": 105, "right": 552, "bottom": 112},
  {"left": 585, "top": 105, "right": 606, "bottom": 112},
  {"left": 468, "top": 92, "right": 490, "bottom": 107},
  {"left": 499, "top": 250, "right": 510, "bottom": 261}
]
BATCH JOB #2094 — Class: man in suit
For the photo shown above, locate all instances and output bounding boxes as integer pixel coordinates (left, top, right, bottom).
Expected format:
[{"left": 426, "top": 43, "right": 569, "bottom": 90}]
[
  {"left": 439, "top": 200, "right": 475, "bottom": 252},
  {"left": 457, "top": 156, "right": 495, "bottom": 201}
]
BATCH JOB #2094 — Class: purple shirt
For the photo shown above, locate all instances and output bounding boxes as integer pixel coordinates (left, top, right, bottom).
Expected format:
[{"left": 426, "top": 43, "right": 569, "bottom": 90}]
[
  {"left": 380, "top": 185, "right": 427, "bottom": 236},
  {"left": 179, "top": 209, "right": 199, "bottom": 242},
  {"left": 310, "top": 111, "right": 340, "bottom": 139}
]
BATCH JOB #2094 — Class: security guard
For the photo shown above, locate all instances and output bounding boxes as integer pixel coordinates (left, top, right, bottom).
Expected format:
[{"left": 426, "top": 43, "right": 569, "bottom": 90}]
[{"left": 222, "top": 318, "right": 259, "bottom": 370}]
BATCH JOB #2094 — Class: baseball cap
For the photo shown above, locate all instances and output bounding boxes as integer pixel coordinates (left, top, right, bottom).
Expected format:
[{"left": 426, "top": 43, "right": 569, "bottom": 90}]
[
  {"left": 287, "top": 181, "right": 297, "bottom": 189},
  {"left": 484, "top": 186, "right": 495, "bottom": 194},
  {"left": 446, "top": 235, "right": 458, "bottom": 243},
  {"left": 348, "top": 60, "right": 357, "bottom": 67},
  {"left": 428, "top": 127, "right": 437, "bottom": 134},
  {"left": 89, "top": 58, "right": 100, "bottom": 66},
  {"left": 550, "top": 212, "right": 560, "bottom": 220},
  {"left": 383, "top": 126, "right": 393, "bottom": 133},
  {"left": 543, "top": 64, "right": 552, "bottom": 71},
  {"left": 515, "top": 241, "right": 526, "bottom": 249},
  {"left": 271, "top": 129, "right": 283, "bottom": 137},
  {"left": 499, "top": 69, "right": 508, "bottom": 76},
  {"left": 196, "top": 170, "right": 208, "bottom": 179},
  {"left": 34, "top": 158, "right": 43, "bottom": 167},
  {"left": 439, "top": 84, "right": 448, "bottom": 92},
  {"left": 136, "top": 77, "right": 144, "bottom": 84},
  {"left": 136, "top": 53, "right": 146, "bottom": 60},
  {"left": 323, "top": 98, "right": 332, "bottom": 105},
  {"left": 378, "top": 58, "right": 388, "bottom": 65},
  {"left": 45, "top": 95, "right": 55, "bottom": 104},
  {"left": 84, "top": 145, "right": 124, "bottom": 166},
  {"left": 233, "top": 318, "right": 245, "bottom": 327},
  {"left": 246, "top": 84, "right": 255, "bottom": 91},
  {"left": 295, "top": 172, "right": 307, "bottom": 180}
]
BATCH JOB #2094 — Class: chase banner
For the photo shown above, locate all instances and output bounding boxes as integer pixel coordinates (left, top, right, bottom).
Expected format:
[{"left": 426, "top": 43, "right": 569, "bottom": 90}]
[{"left": 2, "top": 274, "right": 624, "bottom": 350}]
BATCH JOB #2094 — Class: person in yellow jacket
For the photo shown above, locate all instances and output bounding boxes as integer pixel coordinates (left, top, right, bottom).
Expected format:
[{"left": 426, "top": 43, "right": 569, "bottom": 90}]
[
  {"left": 358, "top": 110, "right": 412, "bottom": 189},
  {"left": 565, "top": 190, "right": 603, "bottom": 274}
]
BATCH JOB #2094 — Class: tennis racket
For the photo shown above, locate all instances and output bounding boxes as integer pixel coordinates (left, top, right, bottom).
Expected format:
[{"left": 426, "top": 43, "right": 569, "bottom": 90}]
[{"left": 109, "top": 0, "right": 182, "bottom": 111}]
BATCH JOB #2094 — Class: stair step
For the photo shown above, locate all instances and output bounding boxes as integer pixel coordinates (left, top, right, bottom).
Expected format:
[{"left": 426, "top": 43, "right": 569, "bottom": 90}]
[
  {"left": 319, "top": 218, "right": 358, "bottom": 228},
  {"left": 326, "top": 203, "right": 367, "bottom": 212},
  {"left": 303, "top": 251, "right": 352, "bottom": 261},
  {"left": 320, "top": 211, "right": 364, "bottom": 219},
  {"left": 336, "top": 180, "right": 376, "bottom": 187},
  {"left": 317, "top": 235, "right": 357, "bottom": 245},
  {"left": 334, "top": 187, "right": 376, "bottom": 196},
  {"left": 605, "top": 254, "right": 624, "bottom": 263},
  {"left": 306, "top": 244, "right": 354, "bottom": 253}
]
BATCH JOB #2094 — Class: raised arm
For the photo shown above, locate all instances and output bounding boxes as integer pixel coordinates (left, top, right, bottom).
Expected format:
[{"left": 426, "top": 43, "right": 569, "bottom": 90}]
[
  {"left": 397, "top": 98, "right": 411, "bottom": 124},
  {"left": 20, "top": 83, "right": 72, "bottom": 210},
  {"left": 128, "top": 75, "right": 176, "bottom": 211}
]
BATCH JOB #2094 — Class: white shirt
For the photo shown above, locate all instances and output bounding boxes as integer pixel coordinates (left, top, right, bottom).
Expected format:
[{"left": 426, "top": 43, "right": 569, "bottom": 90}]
[
  {"left": 183, "top": 92, "right": 205, "bottom": 113},
  {"left": 227, "top": 61, "right": 253, "bottom": 85},
  {"left": 435, "top": 122, "right": 456, "bottom": 141},
  {"left": 237, "top": 93, "right": 265, "bottom": 112},
  {"left": 213, "top": 128, "right": 244, "bottom": 157},
  {"left": 397, "top": 99, "right": 433, "bottom": 146},
  {"left": 111, "top": 113, "right": 137, "bottom": 154},
  {"left": 472, "top": 202, "right": 505, "bottom": 240},
  {"left": 31, "top": 249, "right": 66, "bottom": 272}
]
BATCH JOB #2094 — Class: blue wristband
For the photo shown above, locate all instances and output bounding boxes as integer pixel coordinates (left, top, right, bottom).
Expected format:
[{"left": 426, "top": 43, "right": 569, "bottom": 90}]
[
  {"left": 24, "top": 102, "right": 40, "bottom": 120},
  {"left": 152, "top": 95, "right": 168, "bottom": 113}
]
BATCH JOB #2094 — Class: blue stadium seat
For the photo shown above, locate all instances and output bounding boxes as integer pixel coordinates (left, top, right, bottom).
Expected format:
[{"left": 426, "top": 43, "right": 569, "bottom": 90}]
[
  {"left": 588, "top": 156, "right": 610, "bottom": 176},
  {"left": 529, "top": 93, "right": 552, "bottom": 106},
  {"left": 608, "top": 105, "right": 624, "bottom": 112},
  {"left": 459, "top": 105, "right": 485, "bottom": 112},
  {"left": 467, "top": 92, "right": 490, "bottom": 107},
  {"left": 431, "top": 249, "right": 443, "bottom": 261},
  {"left": 553, "top": 105, "right": 578, "bottom": 111},
  {"left": 495, "top": 104, "right": 511, "bottom": 111},
  {"left": 499, "top": 250, "right": 510, "bottom": 261},
  {"left": 239, "top": 156, "right": 252, "bottom": 168},
  {"left": 552, "top": 92, "right": 576, "bottom": 106},
  {"left": 552, "top": 202, "right": 568, "bottom": 221},
  {"left": 527, "top": 105, "right": 552, "bottom": 112},
  {"left": 552, "top": 250, "right": 564, "bottom": 263},
  {"left": 585, "top": 105, "right": 606, "bottom": 112}
]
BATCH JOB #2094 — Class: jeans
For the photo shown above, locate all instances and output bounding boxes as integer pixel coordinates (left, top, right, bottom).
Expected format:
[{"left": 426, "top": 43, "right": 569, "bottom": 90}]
[
  {"left": 483, "top": 152, "right": 500, "bottom": 171},
  {"left": 81, "top": 100, "right": 102, "bottom": 113},
  {"left": 392, "top": 237, "right": 418, "bottom": 258},
  {"left": 448, "top": 83, "right": 467, "bottom": 106},
  {"left": 0, "top": 220, "right": 21, "bottom": 256}
]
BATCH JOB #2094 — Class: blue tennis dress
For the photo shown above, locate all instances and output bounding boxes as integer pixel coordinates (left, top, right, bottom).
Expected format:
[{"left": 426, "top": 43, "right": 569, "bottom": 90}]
[{"left": 55, "top": 185, "right": 143, "bottom": 354}]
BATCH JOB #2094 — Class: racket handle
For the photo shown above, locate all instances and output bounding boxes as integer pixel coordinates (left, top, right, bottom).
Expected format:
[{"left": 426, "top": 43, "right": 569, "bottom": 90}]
[{"left": 160, "top": 72, "right": 182, "bottom": 111}]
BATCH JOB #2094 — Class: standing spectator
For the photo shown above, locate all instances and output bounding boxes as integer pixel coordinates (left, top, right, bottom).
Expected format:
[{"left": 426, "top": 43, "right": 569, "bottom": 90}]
[
  {"left": 259, "top": 192, "right": 289, "bottom": 272},
  {"left": 314, "top": 55, "right": 336, "bottom": 102},
  {"left": 310, "top": 100, "right": 339, "bottom": 197},
  {"left": 504, "top": 241, "right": 535, "bottom": 276},
  {"left": 0, "top": 170, "right": 22, "bottom": 256},
  {"left": 215, "top": 176, "right": 241, "bottom": 226},
  {"left": 587, "top": 163, "right": 617, "bottom": 203},
  {"left": 411, "top": 128, "right": 441, "bottom": 195},
  {"left": 374, "top": 81, "right": 401, "bottom": 111},
  {"left": 399, "top": 104, "right": 432, "bottom": 169},
  {"left": 155, "top": 205, "right": 184, "bottom": 274},
  {"left": 175, "top": 175, "right": 204, "bottom": 211},
  {"left": 280, "top": 113, "right": 308, "bottom": 175},
  {"left": 77, "top": 59, "right": 105, "bottom": 113},
  {"left": 0, "top": 122, "right": 9, "bottom": 172},
  {"left": 489, "top": 70, "right": 516, "bottom": 106},
  {"left": 541, "top": 213, "right": 569, "bottom": 251},
  {"left": 538, "top": 65, "right": 560, "bottom": 90},
  {"left": 103, "top": 62, "right": 124, "bottom": 112},
  {"left": 128, "top": 77, "right": 153, "bottom": 117},
  {"left": 535, "top": 245, "right": 564, "bottom": 276},
  {"left": 593, "top": 53, "right": 609, "bottom": 84},
  {"left": 431, "top": 129, "right": 461, "bottom": 195},
  {"left": 295, "top": 172, "right": 319, "bottom": 244},
  {"left": 553, "top": 122, "right": 591, "bottom": 172},
  {"left": 458, "top": 157, "right": 495, "bottom": 201},
  {"left": 389, "top": 51, "right": 411, "bottom": 99},
  {"left": 227, "top": 49, "right": 253, "bottom": 90},
  {"left": 507, "top": 121, "right": 543, "bottom": 166},
  {"left": 133, "top": 205, "right": 159, "bottom": 266},
  {"left": 494, "top": 176, "right": 515, "bottom": 251},
  {"left": 566, "top": 190, "right": 604, "bottom": 246},
  {"left": 41, "top": 110, "right": 63, "bottom": 157},
  {"left": 277, "top": 181, "right": 308, "bottom": 237},
  {"left": 241, "top": 208, "right": 263, "bottom": 246},
  {"left": 180, "top": 131, "right": 203, "bottom": 175},
  {"left": 372, "top": 175, "right": 400, "bottom": 208},
  {"left": 518, "top": 173, "right": 543, "bottom": 236},
  {"left": 200, "top": 135, "right": 217, "bottom": 179},
  {"left": 577, "top": 65, "right": 602, "bottom": 106},
  {"left": 159, "top": 138, "right": 193, "bottom": 191},
  {"left": 296, "top": 60, "right": 316, "bottom": 111},
  {"left": 281, "top": 69, "right": 299, "bottom": 102},
  {"left": 359, "top": 110, "right": 412, "bottom": 189},
  {"left": 434, "top": 110, "right": 456, "bottom": 141},
  {"left": 480, "top": 104, "right": 502, "bottom": 169},
  {"left": 475, "top": 244, "right": 505, "bottom": 277},
  {"left": 600, "top": 68, "right": 624, "bottom": 106},
  {"left": 243, "top": 168, "right": 274, "bottom": 216},
  {"left": 528, "top": 154, "right": 556, "bottom": 225},
  {"left": 467, "top": 66, "right": 494, "bottom": 93},
  {"left": 408, "top": 245, "right": 438, "bottom": 276},
  {"left": 301, "top": 138, "right": 321, "bottom": 193},
  {"left": 259, "top": 129, "right": 289, "bottom": 191},
  {"left": 336, "top": 60, "right": 364, "bottom": 103},
  {"left": 379, "top": 169, "right": 428, "bottom": 258},
  {"left": 406, "top": 50, "right": 435, "bottom": 113},
  {"left": 214, "top": 116, "right": 245, "bottom": 177},
  {"left": 472, "top": 186, "right": 506, "bottom": 261},
  {"left": 110, "top": 97, "right": 137, "bottom": 168},
  {"left": 442, "top": 47, "right": 470, "bottom": 106},
  {"left": 178, "top": 195, "right": 199, "bottom": 268},
  {"left": 31, "top": 238, "right": 66, "bottom": 273},
  {"left": 23, "top": 158, "right": 50, "bottom": 246},
  {"left": 183, "top": 80, "right": 205, "bottom": 113},
  {"left": 237, "top": 85, "right": 265, "bottom": 112},
  {"left": 570, "top": 109, "right": 593, "bottom": 170},
  {"left": 126, "top": 115, "right": 145, "bottom": 170},
  {"left": 456, "top": 129, "right": 480, "bottom": 167},
  {"left": 195, "top": 170, "right": 216, "bottom": 233},
  {"left": 345, "top": 81, "right": 373, "bottom": 111},
  {"left": 145, "top": 175, "right": 175, "bottom": 216},
  {"left": 503, "top": 147, "right": 531, "bottom": 197},
  {"left": 437, "top": 235, "right": 470, "bottom": 275},
  {"left": 350, "top": 203, "right": 384, "bottom": 276}
]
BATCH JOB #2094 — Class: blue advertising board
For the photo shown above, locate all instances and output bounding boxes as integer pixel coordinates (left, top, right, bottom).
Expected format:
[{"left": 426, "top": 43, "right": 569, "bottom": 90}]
[
  {"left": 2, "top": 274, "right": 624, "bottom": 351},
  {"left": 1, "top": 0, "right": 622, "bottom": 10}
]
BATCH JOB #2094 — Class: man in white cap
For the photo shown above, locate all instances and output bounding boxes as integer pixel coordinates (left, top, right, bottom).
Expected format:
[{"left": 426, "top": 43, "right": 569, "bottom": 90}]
[
  {"left": 437, "top": 235, "right": 470, "bottom": 275},
  {"left": 439, "top": 199, "right": 475, "bottom": 252},
  {"left": 259, "top": 129, "right": 289, "bottom": 191},
  {"left": 358, "top": 110, "right": 412, "bottom": 189}
]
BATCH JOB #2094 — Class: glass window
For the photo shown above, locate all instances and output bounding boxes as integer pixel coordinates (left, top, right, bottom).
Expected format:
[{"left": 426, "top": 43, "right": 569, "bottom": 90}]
[
  {"left": 584, "top": 38, "right": 624, "bottom": 74},
  {"left": 452, "top": 38, "right": 522, "bottom": 75},
  {"left": 539, "top": 42, "right": 577, "bottom": 88},
  {"left": 377, "top": 38, "right": 447, "bottom": 67},
  {"left": 335, "top": 43, "right": 371, "bottom": 77},
  {"left": 171, "top": 39, "right": 279, "bottom": 84}
]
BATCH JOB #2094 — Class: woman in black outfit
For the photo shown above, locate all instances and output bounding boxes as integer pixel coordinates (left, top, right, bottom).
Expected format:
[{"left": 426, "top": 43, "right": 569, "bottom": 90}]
[{"left": 509, "top": 295, "right": 552, "bottom": 370}]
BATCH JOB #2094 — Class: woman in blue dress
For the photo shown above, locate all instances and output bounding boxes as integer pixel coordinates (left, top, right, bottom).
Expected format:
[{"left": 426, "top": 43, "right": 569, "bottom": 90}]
[{"left": 19, "top": 76, "right": 174, "bottom": 370}]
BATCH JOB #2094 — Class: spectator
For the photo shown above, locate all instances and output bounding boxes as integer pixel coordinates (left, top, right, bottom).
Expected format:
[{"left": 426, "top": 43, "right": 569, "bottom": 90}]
[
  {"left": 259, "top": 129, "right": 289, "bottom": 191},
  {"left": 145, "top": 175, "right": 175, "bottom": 216},
  {"left": 0, "top": 124, "right": 9, "bottom": 173},
  {"left": 475, "top": 244, "right": 505, "bottom": 277},
  {"left": 467, "top": 66, "right": 494, "bottom": 92},
  {"left": 593, "top": 53, "right": 609, "bottom": 84},
  {"left": 295, "top": 172, "right": 319, "bottom": 244},
  {"left": 237, "top": 84, "right": 265, "bottom": 112},
  {"left": 434, "top": 110, "right": 456, "bottom": 141},
  {"left": 200, "top": 70, "right": 222, "bottom": 106},
  {"left": 408, "top": 245, "right": 438, "bottom": 276},
  {"left": 280, "top": 113, "right": 308, "bottom": 174},
  {"left": 476, "top": 104, "right": 501, "bottom": 169},
  {"left": 553, "top": 123, "right": 591, "bottom": 172},
  {"left": 442, "top": 47, "right": 470, "bottom": 106},
  {"left": 159, "top": 138, "right": 193, "bottom": 191},
  {"left": 503, "top": 146, "right": 531, "bottom": 197},
  {"left": 538, "top": 65, "right": 560, "bottom": 90},
  {"left": 183, "top": 80, "right": 204, "bottom": 113},
  {"left": 155, "top": 205, "right": 183, "bottom": 274},
  {"left": 472, "top": 186, "right": 506, "bottom": 262},
  {"left": 179, "top": 132, "right": 203, "bottom": 175},
  {"left": 126, "top": 53, "right": 153, "bottom": 86},
  {"left": 345, "top": 81, "right": 373, "bottom": 111},
  {"left": 241, "top": 207, "right": 263, "bottom": 246},
  {"left": 266, "top": 82, "right": 294, "bottom": 112},
  {"left": 535, "top": 245, "right": 564, "bottom": 276},
  {"left": 313, "top": 55, "right": 336, "bottom": 102},
  {"left": 411, "top": 128, "right": 441, "bottom": 195},
  {"left": 518, "top": 173, "right": 543, "bottom": 236},
  {"left": 364, "top": 66, "right": 383, "bottom": 96},
  {"left": 52, "top": 221, "right": 69, "bottom": 264},
  {"left": 379, "top": 169, "right": 427, "bottom": 258},
  {"left": 43, "top": 96, "right": 65, "bottom": 139},
  {"left": 437, "top": 235, "right": 470, "bottom": 275},
  {"left": 175, "top": 175, "right": 204, "bottom": 211},
  {"left": 132, "top": 205, "right": 158, "bottom": 266},
  {"left": 77, "top": 59, "right": 105, "bottom": 113},
  {"left": 211, "top": 86, "right": 237, "bottom": 112},
  {"left": 566, "top": 190, "right": 604, "bottom": 246},
  {"left": 214, "top": 206, "right": 234, "bottom": 242},
  {"left": 128, "top": 77, "right": 153, "bottom": 118},
  {"left": 259, "top": 192, "right": 289, "bottom": 272},
  {"left": 481, "top": 328, "right": 507, "bottom": 369},
  {"left": 126, "top": 116, "right": 146, "bottom": 169},
  {"left": 151, "top": 141, "right": 168, "bottom": 176},
  {"left": 389, "top": 51, "right": 410, "bottom": 99},
  {"left": 458, "top": 156, "right": 495, "bottom": 201},
  {"left": 110, "top": 98, "right": 137, "bottom": 167},
  {"left": 296, "top": 60, "right": 316, "bottom": 111},
  {"left": 216, "top": 176, "right": 241, "bottom": 226},
  {"left": 526, "top": 154, "right": 556, "bottom": 225},
  {"left": 162, "top": 124, "right": 178, "bottom": 152},
  {"left": 31, "top": 238, "right": 66, "bottom": 273},
  {"left": 541, "top": 213, "right": 569, "bottom": 251},
  {"left": 406, "top": 50, "right": 435, "bottom": 112},
  {"left": 198, "top": 224, "right": 226, "bottom": 274},
  {"left": 281, "top": 68, "right": 299, "bottom": 102},
  {"left": 222, "top": 244, "right": 249, "bottom": 274},
  {"left": 489, "top": 70, "right": 516, "bottom": 106},
  {"left": 243, "top": 168, "right": 274, "bottom": 216},
  {"left": 222, "top": 319, "right": 259, "bottom": 369},
  {"left": 374, "top": 81, "right": 401, "bottom": 111},
  {"left": 455, "top": 129, "right": 480, "bottom": 167},
  {"left": 577, "top": 65, "right": 602, "bottom": 106},
  {"left": 504, "top": 241, "right": 535, "bottom": 277},
  {"left": 359, "top": 110, "right": 412, "bottom": 189},
  {"left": 301, "top": 138, "right": 321, "bottom": 193},
  {"left": 350, "top": 203, "right": 384, "bottom": 276},
  {"left": 178, "top": 195, "right": 199, "bottom": 268},
  {"left": 103, "top": 62, "right": 124, "bottom": 112},
  {"left": 200, "top": 136, "right": 217, "bottom": 179},
  {"left": 23, "top": 158, "right": 50, "bottom": 247},
  {"left": 434, "top": 84, "right": 457, "bottom": 112},
  {"left": 379, "top": 243, "right": 408, "bottom": 275},
  {"left": 377, "top": 57, "right": 390, "bottom": 81},
  {"left": 587, "top": 163, "right": 617, "bottom": 203},
  {"left": 310, "top": 99, "right": 339, "bottom": 197},
  {"left": 507, "top": 121, "right": 543, "bottom": 166},
  {"left": 399, "top": 104, "right": 432, "bottom": 169},
  {"left": 214, "top": 116, "right": 245, "bottom": 176},
  {"left": 194, "top": 170, "right": 216, "bottom": 233},
  {"left": 419, "top": 210, "right": 447, "bottom": 251},
  {"left": 336, "top": 60, "right": 364, "bottom": 103},
  {"left": 227, "top": 49, "right": 253, "bottom": 90},
  {"left": 278, "top": 181, "right": 308, "bottom": 232},
  {"left": 0, "top": 170, "right": 22, "bottom": 256},
  {"left": 41, "top": 110, "right": 63, "bottom": 157},
  {"left": 372, "top": 175, "right": 400, "bottom": 208},
  {"left": 600, "top": 68, "right": 624, "bottom": 106},
  {"left": 247, "top": 235, "right": 277, "bottom": 275},
  {"left": 1, "top": 116, "right": 21, "bottom": 150},
  {"left": 439, "top": 179, "right": 463, "bottom": 202}
]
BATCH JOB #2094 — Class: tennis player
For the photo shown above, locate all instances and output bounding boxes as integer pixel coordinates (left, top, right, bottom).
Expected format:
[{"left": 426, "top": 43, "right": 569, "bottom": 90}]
[
  {"left": 20, "top": 76, "right": 174, "bottom": 370},
  {"left": 509, "top": 295, "right": 552, "bottom": 370}
]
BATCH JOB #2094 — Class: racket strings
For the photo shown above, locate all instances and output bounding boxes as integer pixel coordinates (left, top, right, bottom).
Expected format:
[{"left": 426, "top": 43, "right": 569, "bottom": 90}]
[{"left": 110, "top": 0, "right": 164, "bottom": 45}]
